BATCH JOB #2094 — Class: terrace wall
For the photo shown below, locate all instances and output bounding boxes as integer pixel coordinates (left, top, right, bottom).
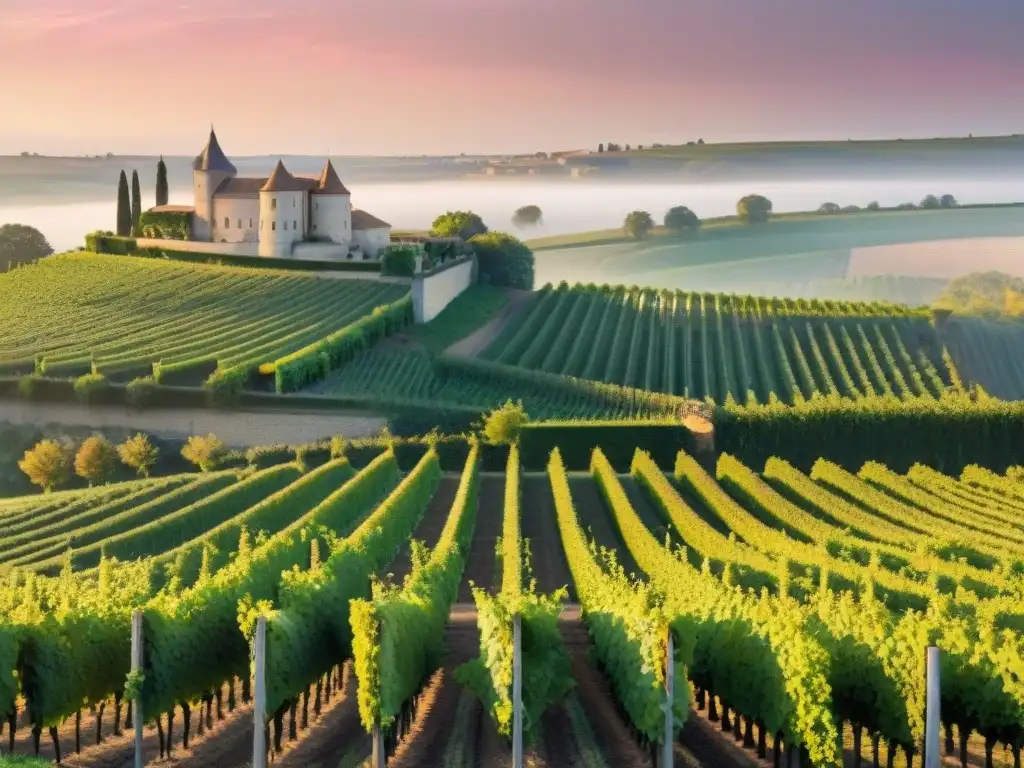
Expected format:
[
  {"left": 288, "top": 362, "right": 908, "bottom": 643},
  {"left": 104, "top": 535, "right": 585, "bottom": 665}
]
[
  {"left": 412, "top": 256, "right": 475, "bottom": 323},
  {"left": 135, "top": 238, "right": 259, "bottom": 257}
]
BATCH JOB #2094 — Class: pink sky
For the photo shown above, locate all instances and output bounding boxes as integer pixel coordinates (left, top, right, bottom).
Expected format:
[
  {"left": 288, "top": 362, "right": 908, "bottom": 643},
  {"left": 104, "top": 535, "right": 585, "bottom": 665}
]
[{"left": 2, "top": 0, "right": 1023, "bottom": 156}]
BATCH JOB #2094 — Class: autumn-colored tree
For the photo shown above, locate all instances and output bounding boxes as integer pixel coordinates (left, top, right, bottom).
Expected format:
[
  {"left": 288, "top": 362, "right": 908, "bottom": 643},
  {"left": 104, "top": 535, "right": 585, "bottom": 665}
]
[
  {"left": 182, "top": 433, "right": 227, "bottom": 472},
  {"left": 19, "top": 439, "right": 72, "bottom": 492},
  {"left": 118, "top": 433, "right": 160, "bottom": 478},
  {"left": 75, "top": 434, "right": 119, "bottom": 486}
]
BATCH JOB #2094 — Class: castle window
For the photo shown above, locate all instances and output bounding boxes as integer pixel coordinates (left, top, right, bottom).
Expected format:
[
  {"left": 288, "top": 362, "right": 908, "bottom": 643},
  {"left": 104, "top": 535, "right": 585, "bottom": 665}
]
[
  {"left": 224, "top": 217, "right": 229, "bottom": 228},
  {"left": 293, "top": 220, "right": 297, "bottom": 231},
  {"left": 237, "top": 219, "right": 242, "bottom": 229},
  {"left": 316, "top": 202, "right": 319, "bottom": 210},
  {"left": 293, "top": 199, "right": 296, "bottom": 208},
  {"left": 250, "top": 218, "right": 253, "bottom": 228},
  {"left": 313, "top": 225, "right": 318, "bottom": 231},
  {"left": 283, "top": 221, "right": 288, "bottom": 231},
  {"left": 271, "top": 198, "right": 277, "bottom": 210},
  {"left": 272, "top": 222, "right": 277, "bottom": 231}
]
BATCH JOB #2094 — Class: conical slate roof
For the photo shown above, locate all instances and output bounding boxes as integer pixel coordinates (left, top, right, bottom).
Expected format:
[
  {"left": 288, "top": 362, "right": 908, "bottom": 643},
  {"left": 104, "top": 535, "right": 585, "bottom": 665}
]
[
  {"left": 260, "top": 159, "right": 307, "bottom": 192},
  {"left": 192, "top": 128, "right": 237, "bottom": 174},
  {"left": 313, "top": 159, "right": 350, "bottom": 195}
]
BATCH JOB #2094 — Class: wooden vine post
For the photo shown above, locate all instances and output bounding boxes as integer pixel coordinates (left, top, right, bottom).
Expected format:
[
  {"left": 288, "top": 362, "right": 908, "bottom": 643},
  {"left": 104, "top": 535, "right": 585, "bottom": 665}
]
[
  {"left": 512, "top": 612, "right": 523, "bottom": 768},
  {"left": 131, "top": 610, "right": 144, "bottom": 768},
  {"left": 663, "top": 628, "right": 675, "bottom": 768},
  {"left": 925, "top": 646, "right": 941, "bottom": 768},
  {"left": 372, "top": 616, "right": 386, "bottom": 768},
  {"left": 252, "top": 616, "right": 267, "bottom": 768}
]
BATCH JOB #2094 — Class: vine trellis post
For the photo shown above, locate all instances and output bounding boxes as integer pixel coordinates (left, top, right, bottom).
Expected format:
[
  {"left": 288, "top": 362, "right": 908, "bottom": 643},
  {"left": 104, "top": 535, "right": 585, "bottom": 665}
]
[
  {"left": 131, "top": 610, "right": 144, "bottom": 768},
  {"left": 252, "top": 616, "right": 267, "bottom": 768},
  {"left": 512, "top": 612, "right": 523, "bottom": 768},
  {"left": 925, "top": 646, "right": 941, "bottom": 768}
]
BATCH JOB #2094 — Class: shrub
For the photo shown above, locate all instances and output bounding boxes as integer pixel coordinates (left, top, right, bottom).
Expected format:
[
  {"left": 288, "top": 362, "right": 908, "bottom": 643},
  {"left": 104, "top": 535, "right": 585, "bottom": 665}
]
[
  {"left": 182, "top": 434, "right": 227, "bottom": 472},
  {"left": 940, "top": 194, "right": 958, "bottom": 208},
  {"left": 74, "top": 434, "right": 118, "bottom": 486},
  {"left": 73, "top": 373, "right": 109, "bottom": 405},
  {"left": 467, "top": 232, "right": 534, "bottom": 290},
  {"left": 866, "top": 201, "right": 881, "bottom": 210},
  {"left": 737, "top": 194, "right": 773, "bottom": 224},
  {"left": 330, "top": 435, "right": 349, "bottom": 458},
  {"left": 18, "top": 374, "right": 41, "bottom": 400},
  {"left": 841, "top": 205, "right": 861, "bottom": 213},
  {"left": 663, "top": 206, "right": 700, "bottom": 232},
  {"left": 19, "top": 439, "right": 72, "bottom": 492},
  {"left": 817, "top": 202, "right": 841, "bottom": 214},
  {"left": 920, "top": 194, "right": 940, "bottom": 210},
  {"left": 431, "top": 211, "right": 488, "bottom": 240},
  {"left": 483, "top": 400, "right": 529, "bottom": 444},
  {"left": 126, "top": 376, "right": 158, "bottom": 408},
  {"left": 204, "top": 368, "right": 249, "bottom": 406},
  {"left": 623, "top": 211, "right": 655, "bottom": 239},
  {"left": 896, "top": 202, "right": 917, "bottom": 211},
  {"left": 118, "top": 433, "right": 160, "bottom": 478},
  {"left": 381, "top": 245, "right": 418, "bottom": 277}
]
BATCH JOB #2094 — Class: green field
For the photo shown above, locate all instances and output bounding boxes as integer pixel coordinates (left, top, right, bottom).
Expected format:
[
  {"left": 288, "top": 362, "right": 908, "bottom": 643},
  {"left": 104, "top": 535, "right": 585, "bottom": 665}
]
[
  {"left": 0, "top": 252, "right": 408, "bottom": 386},
  {"left": 471, "top": 282, "right": 1024, "bottom": 404},
  {"left": 530, "top": 206, "right": 1024, "bottom": 303},
  {"left": 2, "top": 435, "right": 1024, "bottom": 766}
]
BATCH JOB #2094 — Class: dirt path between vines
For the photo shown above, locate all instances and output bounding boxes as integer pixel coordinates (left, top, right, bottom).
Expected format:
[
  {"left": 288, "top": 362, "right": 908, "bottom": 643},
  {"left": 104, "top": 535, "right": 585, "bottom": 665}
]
[{"left": 444, "top": 289, "right": 535, "bottom": 359}]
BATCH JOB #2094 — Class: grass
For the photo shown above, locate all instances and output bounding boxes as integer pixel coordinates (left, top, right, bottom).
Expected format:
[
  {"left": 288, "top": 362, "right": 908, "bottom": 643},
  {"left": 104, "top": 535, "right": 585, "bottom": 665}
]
[
  {"left": 524, "top": 203, "right": 1024, "bottom": 251},
  {"left": 407, "top": 285, "right": 510, "bottom": 354},
  {"left": 0, "top": 758, "right": 53, "bottom": 767}
]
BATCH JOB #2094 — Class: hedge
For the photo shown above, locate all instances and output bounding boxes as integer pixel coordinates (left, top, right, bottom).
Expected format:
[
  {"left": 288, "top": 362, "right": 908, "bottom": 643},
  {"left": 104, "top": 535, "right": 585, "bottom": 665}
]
[
  {"left": 273, "top": 297, "right": 414, "bottom": 392},
  {"left": 518, "top": 421, "right": 697, "bottom": 470},
  {"left": 715, "top": 393, "right": 1024, "bottom": 474}
]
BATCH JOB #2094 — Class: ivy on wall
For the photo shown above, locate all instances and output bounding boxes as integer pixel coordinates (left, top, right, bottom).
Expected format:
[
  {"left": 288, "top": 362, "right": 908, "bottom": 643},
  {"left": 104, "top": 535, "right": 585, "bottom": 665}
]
[{"left": 139, "top": 210, "right": 192, "bottom": 240}]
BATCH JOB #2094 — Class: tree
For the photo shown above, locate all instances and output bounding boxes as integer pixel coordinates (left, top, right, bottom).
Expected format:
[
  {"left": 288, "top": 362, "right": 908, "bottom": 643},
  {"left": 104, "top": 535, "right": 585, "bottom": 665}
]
[
  {"left": 483, "top": 400, "right": 528, "bottom": 444},
  {"left": 156, "top": 156, "right": 169, "bottom": 206},
  {"left": 0, "top": 223, "right": 53, "bottom": 271},
  {"left": 598, "top": 143, "right": 604, "bottom": 153},
  {"left": 130, "top": 170, "right": 142, "bottom": 236},
  {"left": 118, "top": 433, "right": 160, "bottom": 478},
  {"left": 697, "top": 138, "right": 705, "bottom": 145},
  {"left": 817, "top": 202, "right": 841, "bottom": 214},
  {"left": 737, "top": 194, "right": 773, "bottom": 224},
  {"left": 940, "top": 194, "right": 958, "bottom": 208},
  {"left": 75, "top": 434, "right": 118, "bottom": 486},
  {"left": 430, "top": 210, "right": 488, "bottom": 240},
  {"left": 623, "top": 211, "right": 655, "bottom": 239},
  {"left": 663, "top": 206, "right": 700, "bottom": 232},
  {"left": 624, "top": 144, "right": 631, "bottom": 151},
  {"left": 512, "top": 205, "right": 543, "bottom": 228},
  {"left": 866, "top": 201, "right": 881, "bottom": 211},
  {"left": 116, "top": 170, "right": 131, "bottom": 236},
  {"left": 920, "top": 194, "right": 940, "bottom": 210},
  {"left": 19, "top": 439, "right": 72, "bottom": 492},
  {"left": 468, "top": 232, "right": 534, "bottom": 290},
  {"left": 181, "top": 434, "right": 227, "bottom": 472}
]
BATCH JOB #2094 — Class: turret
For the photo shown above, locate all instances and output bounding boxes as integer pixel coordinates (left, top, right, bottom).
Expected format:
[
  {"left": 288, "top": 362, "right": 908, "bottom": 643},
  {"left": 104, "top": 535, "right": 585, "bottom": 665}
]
[
  {"left": 310, "top": 158, "right": 352, "bottom": 245},
  {"left": 258, "top": 160, "right": 306, "bottom": 258},
  {"left": 191, "top": 127, "right": 236, "bottom": 241}
]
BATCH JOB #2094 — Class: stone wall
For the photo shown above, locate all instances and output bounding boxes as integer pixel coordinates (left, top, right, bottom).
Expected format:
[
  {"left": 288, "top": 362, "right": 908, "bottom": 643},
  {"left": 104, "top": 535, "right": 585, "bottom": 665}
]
[
  {"left": 412, "top": 256, "right": 475, "bottom": 323},
  {"left": 135, "top": 238, "right": 259, "bottom": 257}
]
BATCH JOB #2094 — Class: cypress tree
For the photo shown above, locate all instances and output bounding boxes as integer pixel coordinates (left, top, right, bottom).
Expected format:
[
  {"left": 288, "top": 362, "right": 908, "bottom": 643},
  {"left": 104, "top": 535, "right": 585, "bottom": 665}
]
[
  {"left": 130, "top": 170, "right": 142, "bottom": 236},
  {"left": 156, "top": 156, "right": 169, "bottom": 207},
  {"left": 116, "top": 171, "right": 131, "bottom": 236}
]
